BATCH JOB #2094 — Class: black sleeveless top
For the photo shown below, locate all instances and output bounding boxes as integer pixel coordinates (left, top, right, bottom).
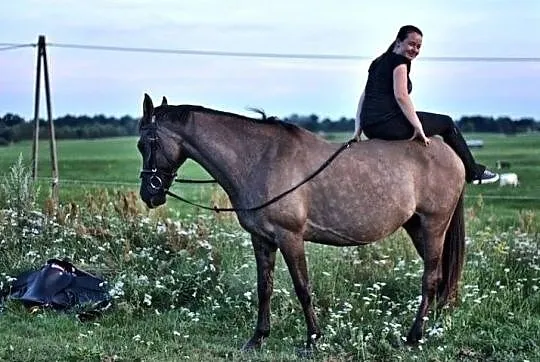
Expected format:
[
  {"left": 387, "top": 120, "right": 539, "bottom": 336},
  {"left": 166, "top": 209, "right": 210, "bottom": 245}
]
[{"left": 360, "top": 52, "right": 412, "bottom": 127}]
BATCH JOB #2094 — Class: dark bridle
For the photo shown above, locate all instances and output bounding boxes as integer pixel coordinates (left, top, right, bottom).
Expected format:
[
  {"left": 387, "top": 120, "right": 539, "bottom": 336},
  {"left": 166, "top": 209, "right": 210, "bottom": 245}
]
[{"left": 138, "top": 121, "right": 178, "bottom": 197}]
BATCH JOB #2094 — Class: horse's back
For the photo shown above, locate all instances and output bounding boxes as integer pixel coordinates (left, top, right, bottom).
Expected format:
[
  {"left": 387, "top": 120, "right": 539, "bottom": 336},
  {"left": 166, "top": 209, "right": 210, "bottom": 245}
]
[
  {"left": 332, "top": 137, "right": 465, "bottom": 211},
  {"left": 274, "top": 136, "right": 465, "bottom": 244},
  {"left": 293, "top": 136, "right": 464, "bottom": 200}
]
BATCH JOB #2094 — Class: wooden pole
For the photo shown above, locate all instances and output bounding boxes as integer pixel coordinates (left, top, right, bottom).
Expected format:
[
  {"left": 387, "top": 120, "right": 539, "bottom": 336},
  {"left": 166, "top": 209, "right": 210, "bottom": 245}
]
[
  {"left": 31, "top": 36, "right": 43, "bottom": 180},
  {"left": 31, "top": 35, "right": 59, "bottom": 203},
  {"left": 41, "top": 36, "right": 59, "bottom": 203}
]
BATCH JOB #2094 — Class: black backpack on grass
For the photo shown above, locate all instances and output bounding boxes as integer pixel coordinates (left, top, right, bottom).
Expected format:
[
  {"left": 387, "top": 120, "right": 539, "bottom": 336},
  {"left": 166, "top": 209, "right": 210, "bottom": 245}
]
[{"left": 2, "top": 259, "right": 111, "bottom": 319}]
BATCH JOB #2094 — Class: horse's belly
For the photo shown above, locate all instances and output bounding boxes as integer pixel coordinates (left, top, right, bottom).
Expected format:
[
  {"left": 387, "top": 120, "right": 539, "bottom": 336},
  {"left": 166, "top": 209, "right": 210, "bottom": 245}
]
[
  {"left": 304, "top": 184, "right": 415, "bottom": 244},
  {"left": 305, "top": 207, "right": 412, "bottom": 245}
]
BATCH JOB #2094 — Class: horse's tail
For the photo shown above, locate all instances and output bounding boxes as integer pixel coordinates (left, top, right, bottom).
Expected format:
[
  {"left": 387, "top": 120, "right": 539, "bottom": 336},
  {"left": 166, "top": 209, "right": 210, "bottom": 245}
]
[{"left": 437, "top": 187, "right": 465, "bottom": 307}]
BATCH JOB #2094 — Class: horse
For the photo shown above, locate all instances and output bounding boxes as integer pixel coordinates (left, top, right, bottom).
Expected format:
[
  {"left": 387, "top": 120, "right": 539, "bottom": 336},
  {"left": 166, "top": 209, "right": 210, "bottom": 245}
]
[{"left": 137, "top": 94, "right": 466, "bottom": 352}]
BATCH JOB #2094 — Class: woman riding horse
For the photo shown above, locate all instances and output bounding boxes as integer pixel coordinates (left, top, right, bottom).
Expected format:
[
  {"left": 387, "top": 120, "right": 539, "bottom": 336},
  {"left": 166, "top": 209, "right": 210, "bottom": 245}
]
[{"left": 353, "top": 25, "right": 499, "bottom": 185}]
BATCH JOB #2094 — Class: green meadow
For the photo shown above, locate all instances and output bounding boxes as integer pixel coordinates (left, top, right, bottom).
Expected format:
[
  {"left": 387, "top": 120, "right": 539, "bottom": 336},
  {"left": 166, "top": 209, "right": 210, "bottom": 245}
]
[{"left": 0, "top": 133, "right": 538, "bottom": 361}]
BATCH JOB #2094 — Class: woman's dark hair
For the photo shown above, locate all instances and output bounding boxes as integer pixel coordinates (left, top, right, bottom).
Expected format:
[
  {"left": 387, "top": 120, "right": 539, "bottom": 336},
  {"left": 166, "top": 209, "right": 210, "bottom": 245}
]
[{"left": 385, "top": 25, "right": 423, "bottom": 53}]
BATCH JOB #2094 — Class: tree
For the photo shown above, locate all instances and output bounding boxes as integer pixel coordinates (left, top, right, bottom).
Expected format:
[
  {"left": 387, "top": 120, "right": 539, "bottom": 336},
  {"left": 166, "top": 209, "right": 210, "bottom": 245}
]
[{"left": 1, "top": 113, "right": 25, "bottom": 127}]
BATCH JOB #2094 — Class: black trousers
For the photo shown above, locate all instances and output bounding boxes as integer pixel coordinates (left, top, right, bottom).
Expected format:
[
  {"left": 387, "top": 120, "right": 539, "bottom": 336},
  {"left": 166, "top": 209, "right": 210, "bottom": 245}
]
[{"left": 363, "top": 111, "right": 483, "bottom": 182}]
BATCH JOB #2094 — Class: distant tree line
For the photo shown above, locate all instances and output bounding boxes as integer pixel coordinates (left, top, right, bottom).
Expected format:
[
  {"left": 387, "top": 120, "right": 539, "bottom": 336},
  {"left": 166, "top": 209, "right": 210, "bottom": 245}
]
[
  {"left": 0, "top": 113, "right": 138, "bottom": 145},
  {"left": 283, "top": 114, "right": 540, "bottom": 135},
  {"left": 0, "top": 112, "right": 538, "bottom": 145}
]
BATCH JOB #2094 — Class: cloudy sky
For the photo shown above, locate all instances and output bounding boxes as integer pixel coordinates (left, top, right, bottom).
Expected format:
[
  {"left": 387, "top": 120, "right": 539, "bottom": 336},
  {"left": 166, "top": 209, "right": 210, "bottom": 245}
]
[{"left": 1, "top": 1, "right": 539, "bottom": 122}]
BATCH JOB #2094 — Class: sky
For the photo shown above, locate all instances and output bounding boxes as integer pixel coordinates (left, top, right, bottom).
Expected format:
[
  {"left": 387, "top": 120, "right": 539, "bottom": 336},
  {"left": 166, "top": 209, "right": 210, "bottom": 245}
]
[{"left": 1, "top": 0, "right": 539, "bottom": 122}]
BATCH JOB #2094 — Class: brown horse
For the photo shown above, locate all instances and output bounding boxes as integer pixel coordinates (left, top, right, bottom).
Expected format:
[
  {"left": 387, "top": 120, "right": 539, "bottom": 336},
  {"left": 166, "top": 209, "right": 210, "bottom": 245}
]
[{"left": 137, "top": 94, "right": 466, "bottom": 351}]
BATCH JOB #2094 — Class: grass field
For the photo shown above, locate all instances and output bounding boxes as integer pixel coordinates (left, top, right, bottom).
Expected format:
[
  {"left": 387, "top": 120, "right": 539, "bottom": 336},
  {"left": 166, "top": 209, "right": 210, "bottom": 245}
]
[{"left": 0, "top": 133, "right": 539, "bottom": 361}]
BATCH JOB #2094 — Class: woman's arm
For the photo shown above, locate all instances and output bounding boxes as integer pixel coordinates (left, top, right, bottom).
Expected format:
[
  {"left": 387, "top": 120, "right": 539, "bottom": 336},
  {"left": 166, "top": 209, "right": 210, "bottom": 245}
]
[
  {"left": 353, "top": 90, "right": 365, "bottom": 141},
  {"left": 393, "top": 65, "right": 430, "bottom": 145}
]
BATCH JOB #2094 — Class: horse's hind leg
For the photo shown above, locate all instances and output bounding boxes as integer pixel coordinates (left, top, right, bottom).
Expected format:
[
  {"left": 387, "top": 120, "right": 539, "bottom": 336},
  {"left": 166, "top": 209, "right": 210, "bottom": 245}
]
[
  {"left": 279, "top": 233, "right": 321, "bottom": 352},
  {"left": 403, "top": 213, "right": 425, "bottom": 259},
  {"left": 243, "top": 234, "right": 277, "bottom": 351},
  {"left": 407, "top": 216, "right": 447, "bottom": 344}
]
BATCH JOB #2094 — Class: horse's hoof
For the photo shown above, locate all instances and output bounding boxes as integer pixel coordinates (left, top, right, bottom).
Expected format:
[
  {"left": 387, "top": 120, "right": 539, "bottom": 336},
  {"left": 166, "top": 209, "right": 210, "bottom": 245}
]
[
  {"left": 405, "top": 337, "right": 419, "bottom": 346},
  {"left": 405, "top": 332, "right": 422, "bottom": 346}
]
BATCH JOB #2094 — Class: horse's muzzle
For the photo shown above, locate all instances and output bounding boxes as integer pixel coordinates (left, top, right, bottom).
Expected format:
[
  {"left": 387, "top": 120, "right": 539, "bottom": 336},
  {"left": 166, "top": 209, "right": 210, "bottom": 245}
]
[
  {"left": 148, "top": 194, "right": 166, "bottom": 208},
  {"left": 140, "top": 177, "right": 167, "bottom": 208},
  {"left": 139, "top": 169, "right": 175, "bottom": 208},
  {"left": 141, "top": 191, "right": 166, "bottom": 209}
]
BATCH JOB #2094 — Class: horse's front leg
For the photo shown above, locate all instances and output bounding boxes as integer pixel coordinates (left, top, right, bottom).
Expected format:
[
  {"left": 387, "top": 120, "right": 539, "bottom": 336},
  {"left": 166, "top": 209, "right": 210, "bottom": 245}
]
[
  {"left": 279, "top": 234, "right": 321, "bottom": 354},
  {"left": 242, "top": 234, "right": 277, "bottom": 351}
]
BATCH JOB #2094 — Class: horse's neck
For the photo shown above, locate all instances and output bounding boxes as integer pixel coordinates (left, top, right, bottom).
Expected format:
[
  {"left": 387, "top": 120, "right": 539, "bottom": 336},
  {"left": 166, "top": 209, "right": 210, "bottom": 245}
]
[{"left": 180, "top": 113, "right": 275, "bottom": 198}]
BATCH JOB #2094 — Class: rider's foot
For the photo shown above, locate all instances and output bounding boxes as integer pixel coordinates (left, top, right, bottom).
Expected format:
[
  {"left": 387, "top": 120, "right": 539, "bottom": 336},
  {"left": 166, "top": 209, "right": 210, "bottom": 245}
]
[{"left": 472, "top": 169, "right": 499, "bottom": 185}]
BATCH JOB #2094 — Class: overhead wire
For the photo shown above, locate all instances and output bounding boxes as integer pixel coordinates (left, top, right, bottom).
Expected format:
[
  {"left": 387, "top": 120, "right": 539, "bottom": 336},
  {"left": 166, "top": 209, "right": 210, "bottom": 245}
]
[
  {"left": 2, "top": 40, "right": 539, "bottom": 62},
  {"left": 43, "top": 42, "right": 540, "bottom": 63},
  {"left": 0, "top": 43, "right": 35, "bottom": 51}
]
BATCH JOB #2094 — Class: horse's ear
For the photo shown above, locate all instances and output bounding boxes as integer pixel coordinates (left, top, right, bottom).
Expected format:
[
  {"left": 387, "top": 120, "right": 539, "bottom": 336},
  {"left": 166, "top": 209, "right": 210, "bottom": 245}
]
[
  {"left": 142, "top": 93, "right": 154, "bottom": 124},
  {"left": 161, "top": 96, "right": 168, "bottom": 106}
]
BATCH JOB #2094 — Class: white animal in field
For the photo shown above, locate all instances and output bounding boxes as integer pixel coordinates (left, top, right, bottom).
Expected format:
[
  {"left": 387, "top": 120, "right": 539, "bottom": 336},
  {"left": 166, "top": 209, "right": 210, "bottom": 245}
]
[{"left": 499, "top": 173, "right": 519, "bottom": 187}]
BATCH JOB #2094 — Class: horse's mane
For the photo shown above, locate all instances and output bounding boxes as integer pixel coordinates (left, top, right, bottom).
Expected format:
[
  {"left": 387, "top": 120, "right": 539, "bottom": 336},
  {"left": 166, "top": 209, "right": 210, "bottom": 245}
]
[{"left": 153, "top": 104, "right": 300, "bottom": 132}]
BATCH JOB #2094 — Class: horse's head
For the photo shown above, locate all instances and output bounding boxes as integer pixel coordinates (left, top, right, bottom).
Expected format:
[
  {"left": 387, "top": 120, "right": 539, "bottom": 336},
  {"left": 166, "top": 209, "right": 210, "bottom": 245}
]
[{"left": 137, "top": 94, "right": 187, "bottom": 208}]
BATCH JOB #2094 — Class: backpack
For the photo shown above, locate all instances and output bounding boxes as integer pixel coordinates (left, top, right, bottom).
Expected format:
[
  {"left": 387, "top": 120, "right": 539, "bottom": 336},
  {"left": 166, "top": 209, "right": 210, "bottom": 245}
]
[{"left": 2, "top": 259, "right": 111, "bottom": 318}]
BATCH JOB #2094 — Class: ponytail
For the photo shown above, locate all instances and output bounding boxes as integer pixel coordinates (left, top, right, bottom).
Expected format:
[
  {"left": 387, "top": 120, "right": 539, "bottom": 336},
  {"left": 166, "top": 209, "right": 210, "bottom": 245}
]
[{"left": 385, "top": 40, "right": 396, "bottom": 54}]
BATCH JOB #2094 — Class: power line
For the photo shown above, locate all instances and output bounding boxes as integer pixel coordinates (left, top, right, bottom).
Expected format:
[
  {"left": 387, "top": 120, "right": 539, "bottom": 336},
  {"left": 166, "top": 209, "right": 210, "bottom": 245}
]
[
  {"left": 44, "top": 42, "right": 540, "bottom": 63},
  {"left": 0, "top": 43, "right": 35, "bottom": 52},
  {"left": 2, "top": 41, "right": 540, "bottom": 62}
]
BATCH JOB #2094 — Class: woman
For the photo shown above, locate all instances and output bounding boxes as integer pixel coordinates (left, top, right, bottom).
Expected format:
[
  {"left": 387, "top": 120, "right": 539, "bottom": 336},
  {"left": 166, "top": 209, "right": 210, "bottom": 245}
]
[{"left": 353, "top": 25, "right": 498, "bottom": 184}]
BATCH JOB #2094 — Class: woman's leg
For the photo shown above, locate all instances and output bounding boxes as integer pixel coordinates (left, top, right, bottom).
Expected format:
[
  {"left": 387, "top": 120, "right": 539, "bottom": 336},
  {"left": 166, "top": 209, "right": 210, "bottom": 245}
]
[
  {"left": 363, "top": 117, "right": 413, "bottom": 140},
  {"left": 417, "top": 112, "right": 484, "bottom": 182},
  {"left": 363, "top": 112, "right": 497, "bottom": 183}
]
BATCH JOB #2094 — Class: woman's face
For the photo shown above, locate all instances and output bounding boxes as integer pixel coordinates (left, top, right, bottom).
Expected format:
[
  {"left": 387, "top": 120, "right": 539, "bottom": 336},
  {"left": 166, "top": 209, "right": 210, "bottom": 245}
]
[{"left": 395, "top": 32, "right": 422, "bottom": 61}]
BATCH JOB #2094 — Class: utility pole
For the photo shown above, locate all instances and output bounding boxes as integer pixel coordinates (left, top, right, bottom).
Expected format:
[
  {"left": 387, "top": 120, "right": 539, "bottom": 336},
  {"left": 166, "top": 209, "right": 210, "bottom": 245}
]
[{"left": 31, "top": 35, "right": 59, "bottom": 204}]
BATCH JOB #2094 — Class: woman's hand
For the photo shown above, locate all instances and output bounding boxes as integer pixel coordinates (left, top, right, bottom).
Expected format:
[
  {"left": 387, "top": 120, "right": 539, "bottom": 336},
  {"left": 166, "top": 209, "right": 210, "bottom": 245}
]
[
  {"left": 409, "top": 127, "right": 430, "bottom": 146},
  {"left": 351, "top": 130, "right": 362, "bottom": 142}
]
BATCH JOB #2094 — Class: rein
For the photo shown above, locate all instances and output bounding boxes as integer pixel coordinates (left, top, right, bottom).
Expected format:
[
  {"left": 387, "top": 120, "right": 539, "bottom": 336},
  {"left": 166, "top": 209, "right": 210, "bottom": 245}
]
[
  {"left": 175, "top": 178, "right": 217, "bottom": 184},
  {"left": 165, "top": 139, "right": 355, "bottom": 213}
]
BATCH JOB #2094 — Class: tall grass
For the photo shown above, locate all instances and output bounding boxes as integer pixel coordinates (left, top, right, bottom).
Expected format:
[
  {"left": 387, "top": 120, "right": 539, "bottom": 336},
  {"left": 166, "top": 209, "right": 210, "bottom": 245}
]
[{"left": 0, "top": 154, "right": 39, "bottom": 213}]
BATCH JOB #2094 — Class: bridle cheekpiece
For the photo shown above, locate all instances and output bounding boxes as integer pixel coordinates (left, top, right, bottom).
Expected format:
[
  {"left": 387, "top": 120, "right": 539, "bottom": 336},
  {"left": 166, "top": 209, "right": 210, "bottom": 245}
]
[{"left": 139, "top": 118, "right": 177, "bottom": 195}]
